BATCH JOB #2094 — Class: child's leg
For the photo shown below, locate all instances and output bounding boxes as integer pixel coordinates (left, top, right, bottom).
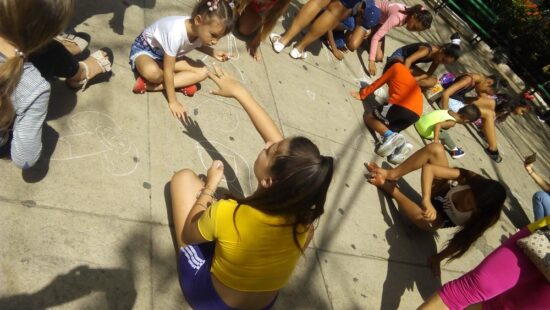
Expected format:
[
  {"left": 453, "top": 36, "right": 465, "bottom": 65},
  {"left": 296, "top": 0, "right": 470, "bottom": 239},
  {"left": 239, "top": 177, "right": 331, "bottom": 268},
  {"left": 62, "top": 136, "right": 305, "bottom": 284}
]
[
  {"left": 377, "top": 180, "right": 440, "bottom": 231},
  {"left": 294, "top": 1, "right": 349, "bottom": 51},
  {"left": 346, "top": 27, "right": 368, "bottom": 51},
  {"left": 173, "top": 60, "right": 209, "bottom": 87},
  {"left": 364, "top": 112, "right": 389, "bottom": 136},
  {"left": 381, "top": 143, "right": 449, "bottom": 180},
  {"left": 135, "top": 55, "right": 164, "bottom": 84},
  {"left": 438, "top": 130, "right": 457, "bottom": 150},
  {"left": 238, "top": 5, "right": 262, "bottom": 36},
  {"left": 280, "top": 0, "right": 332, "bottom": 45},
  {"left": 170, "top": 169, "right": 205, "bottom": 248},
  {"left": 146, "top": 59, "right": 209, "bottom": 91},
  {"left": 479, "top": 108, "right": 498, "bottom": 151}
]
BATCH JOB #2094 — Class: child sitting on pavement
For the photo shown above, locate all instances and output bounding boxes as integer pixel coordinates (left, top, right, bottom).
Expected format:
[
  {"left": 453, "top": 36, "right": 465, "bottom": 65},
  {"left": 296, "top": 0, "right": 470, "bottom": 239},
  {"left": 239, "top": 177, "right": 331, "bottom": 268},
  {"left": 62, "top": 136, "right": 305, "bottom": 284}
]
[
  {"left": 351, "top": 62, "right": 423, "bottom": 164},
  {"left": 415, "top": 105, "right": 481, "bottom": 159},
  {"left": 129, "top": 0, "right": 234, "bottom": 120}
]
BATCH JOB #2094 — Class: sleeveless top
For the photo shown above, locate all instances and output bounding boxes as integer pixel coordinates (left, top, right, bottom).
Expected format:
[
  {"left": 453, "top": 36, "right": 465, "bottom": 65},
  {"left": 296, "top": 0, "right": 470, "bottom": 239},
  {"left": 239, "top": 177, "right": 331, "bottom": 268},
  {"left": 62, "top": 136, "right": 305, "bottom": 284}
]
[
  {"left": 400, "top": 42, "right": 433, "bottom": 65},
  {"left": 415, "top": 110, "right": 456, "bottom": 139},
  {"left": 432, "top": 184, "right": 473, "bottom": 228}
]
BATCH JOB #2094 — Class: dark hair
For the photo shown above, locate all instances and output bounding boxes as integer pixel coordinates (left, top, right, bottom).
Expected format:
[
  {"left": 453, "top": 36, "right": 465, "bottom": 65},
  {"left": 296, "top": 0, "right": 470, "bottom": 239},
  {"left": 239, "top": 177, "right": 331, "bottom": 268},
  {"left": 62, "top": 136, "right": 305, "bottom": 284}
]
[
  {"left": 487, "top": 75, "right": 509, "bottom": 91},
  {"left": 192, "top": 0, "right": 235, "bottom": 35},
  {"left": 405, "top": 5, "right": 433, "bottom": 29},
  {"left": 494, "top": 94, "right": 513, "bottom": 121},
  {"left": 438, "top": 169, "right": 506, "bottom": 261},
  {"left": 440, "top": 33, "right": 461, "bottom": 60},
  {"left": 232, "top": 136, "right": 334, "bottom": 251},
  {"left": 457, "top": 104, "right": 481, "bottom": 122}
]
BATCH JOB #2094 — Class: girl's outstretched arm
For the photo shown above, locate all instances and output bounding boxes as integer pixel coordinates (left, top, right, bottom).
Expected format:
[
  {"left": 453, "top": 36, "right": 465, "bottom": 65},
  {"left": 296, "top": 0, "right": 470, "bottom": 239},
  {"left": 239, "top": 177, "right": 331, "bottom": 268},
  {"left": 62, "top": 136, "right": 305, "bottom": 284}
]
[
  {"left": 208, "top": 65, "right": 283, "bottom": 143},
  {"left": 440, "top": 76, "right": 472, "bottom": 109}
]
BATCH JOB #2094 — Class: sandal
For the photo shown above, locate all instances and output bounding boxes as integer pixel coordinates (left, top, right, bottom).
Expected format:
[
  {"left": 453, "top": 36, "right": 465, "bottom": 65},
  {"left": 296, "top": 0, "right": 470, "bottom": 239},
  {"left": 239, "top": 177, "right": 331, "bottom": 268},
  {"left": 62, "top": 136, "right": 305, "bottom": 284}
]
[
  {"left": 289, "top": 47, "right": 307, "bottom": 59},
  {"left": 55, "top": 32, "right": 89, "bottom": 55},
  {"left": 133, "top": 76, "right": 146, "bottom": 94},
  {"left": 269, "top": 33, "right": 285, "bottom": 53},
  {"left": 68, "top": 50, "right": 112, "bottom": 91}
]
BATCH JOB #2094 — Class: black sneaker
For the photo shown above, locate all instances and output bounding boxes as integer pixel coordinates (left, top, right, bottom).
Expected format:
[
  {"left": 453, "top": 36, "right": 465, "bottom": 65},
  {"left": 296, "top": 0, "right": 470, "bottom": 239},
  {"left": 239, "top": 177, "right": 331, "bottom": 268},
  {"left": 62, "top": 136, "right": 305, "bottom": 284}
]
[{"left": 484, "top": 148, "right": 502, "bottom": 163}]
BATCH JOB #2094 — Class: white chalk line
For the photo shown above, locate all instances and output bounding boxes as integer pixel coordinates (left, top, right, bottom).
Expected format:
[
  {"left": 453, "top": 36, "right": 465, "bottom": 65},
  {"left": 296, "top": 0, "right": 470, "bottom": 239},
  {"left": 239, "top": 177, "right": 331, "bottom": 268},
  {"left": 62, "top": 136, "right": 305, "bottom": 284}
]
[{"left": 50, "top": 111, "right": 140, "bottom": 177}]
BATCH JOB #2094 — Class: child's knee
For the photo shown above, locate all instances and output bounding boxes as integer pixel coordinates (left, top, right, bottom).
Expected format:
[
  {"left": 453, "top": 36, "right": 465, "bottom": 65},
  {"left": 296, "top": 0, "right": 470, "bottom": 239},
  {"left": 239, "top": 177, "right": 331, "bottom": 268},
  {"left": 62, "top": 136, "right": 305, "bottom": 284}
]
[
  {"left": 171, "top": 169, "right": 198, "bottom": 187},
  {"left": 141, "top": 66, "right": 163, "bottom": 83},
  {"left": 427, "top": 142, "right": 445, "bottom": 155},
  {"left": 197, "top": 66, "right": 209, "bottom": 80}
]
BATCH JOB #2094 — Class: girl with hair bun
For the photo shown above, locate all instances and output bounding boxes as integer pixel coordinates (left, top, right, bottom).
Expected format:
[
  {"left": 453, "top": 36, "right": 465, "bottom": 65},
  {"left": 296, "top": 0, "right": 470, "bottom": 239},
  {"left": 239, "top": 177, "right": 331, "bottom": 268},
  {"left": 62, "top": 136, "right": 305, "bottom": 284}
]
[
  {"left": 170, "top": 65, "right": 334, "bottom": 309},
  {"left": 385, "top": 33, "right": 462, "bottom": 88}
]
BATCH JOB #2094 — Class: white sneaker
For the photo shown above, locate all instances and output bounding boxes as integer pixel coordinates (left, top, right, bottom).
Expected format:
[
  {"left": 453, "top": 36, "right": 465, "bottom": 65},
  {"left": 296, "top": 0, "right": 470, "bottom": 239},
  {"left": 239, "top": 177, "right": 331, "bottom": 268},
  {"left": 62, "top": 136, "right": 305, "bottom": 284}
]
[
  {"left": 376, "top": 133, "right": 405, "bottom": 157},
  {"left": 388, "top": 143, "right": 413, "bottom": 165},
  {"left": 289, "top": 47, "right": 307, "bottom": 59},
  {"left": 269, "top": 33, "right": 285, "bottom": 53}
]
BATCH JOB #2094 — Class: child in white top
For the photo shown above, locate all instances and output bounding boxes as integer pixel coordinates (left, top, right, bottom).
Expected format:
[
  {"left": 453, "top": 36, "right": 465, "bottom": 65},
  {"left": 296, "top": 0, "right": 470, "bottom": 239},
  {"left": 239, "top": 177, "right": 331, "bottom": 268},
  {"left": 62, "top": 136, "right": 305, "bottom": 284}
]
[{"left": 129, "top": 0, "right": 235, "bottom": 120}]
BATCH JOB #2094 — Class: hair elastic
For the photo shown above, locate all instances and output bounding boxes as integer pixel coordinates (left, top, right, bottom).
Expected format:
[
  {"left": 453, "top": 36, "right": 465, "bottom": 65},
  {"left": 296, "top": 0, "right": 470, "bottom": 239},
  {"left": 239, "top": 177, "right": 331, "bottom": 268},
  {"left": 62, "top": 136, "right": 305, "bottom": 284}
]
[
  {"left": 14, "top": 48, "right": 24, "bottom": 58},
  {"left": 207, "top": 0, "right": 219, "bottom": 11}
]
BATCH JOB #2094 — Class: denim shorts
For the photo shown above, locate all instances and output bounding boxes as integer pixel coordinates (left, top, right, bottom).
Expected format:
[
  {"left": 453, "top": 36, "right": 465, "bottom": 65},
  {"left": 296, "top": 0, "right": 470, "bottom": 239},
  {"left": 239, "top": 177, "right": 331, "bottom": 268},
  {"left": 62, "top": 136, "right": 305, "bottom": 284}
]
[
  {"left": 340, "top": 0, "right": 361, "bottom": 9},
  {"left": 128, "top": 33, "right": 164, "bottom": 70},
  {"left": 178, "top": 242, "right": 277, "bottom": 309}
]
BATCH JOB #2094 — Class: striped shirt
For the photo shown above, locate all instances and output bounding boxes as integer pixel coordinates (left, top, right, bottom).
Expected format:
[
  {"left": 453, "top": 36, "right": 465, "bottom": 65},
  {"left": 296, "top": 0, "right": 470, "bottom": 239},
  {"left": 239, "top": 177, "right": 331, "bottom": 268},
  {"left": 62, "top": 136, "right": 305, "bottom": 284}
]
[{"left": 1, "top": 55, "right": 50, "bottom": 169}]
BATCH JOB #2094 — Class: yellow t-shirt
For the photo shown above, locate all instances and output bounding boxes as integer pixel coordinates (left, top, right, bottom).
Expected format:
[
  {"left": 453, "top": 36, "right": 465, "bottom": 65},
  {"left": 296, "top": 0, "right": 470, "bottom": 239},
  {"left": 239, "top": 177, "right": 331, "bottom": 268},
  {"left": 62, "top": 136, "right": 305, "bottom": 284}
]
[{"left": 197, "top": 199, "right": 308, "bottom": 292}]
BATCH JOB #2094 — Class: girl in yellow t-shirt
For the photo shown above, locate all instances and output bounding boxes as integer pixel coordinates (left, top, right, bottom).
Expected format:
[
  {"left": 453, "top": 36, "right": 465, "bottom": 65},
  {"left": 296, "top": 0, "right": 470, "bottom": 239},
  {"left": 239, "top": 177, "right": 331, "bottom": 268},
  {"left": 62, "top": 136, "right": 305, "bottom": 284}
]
[{"left": 169, "top": 65, "right": 334, "bottom": 309}]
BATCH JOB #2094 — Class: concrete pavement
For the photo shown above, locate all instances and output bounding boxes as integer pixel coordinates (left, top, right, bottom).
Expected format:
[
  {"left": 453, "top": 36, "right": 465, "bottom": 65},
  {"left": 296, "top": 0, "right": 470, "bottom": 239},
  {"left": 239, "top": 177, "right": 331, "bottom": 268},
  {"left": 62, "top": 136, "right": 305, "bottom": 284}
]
[{"left": 1, "top": 0, "right": 548, "bottom": 309}]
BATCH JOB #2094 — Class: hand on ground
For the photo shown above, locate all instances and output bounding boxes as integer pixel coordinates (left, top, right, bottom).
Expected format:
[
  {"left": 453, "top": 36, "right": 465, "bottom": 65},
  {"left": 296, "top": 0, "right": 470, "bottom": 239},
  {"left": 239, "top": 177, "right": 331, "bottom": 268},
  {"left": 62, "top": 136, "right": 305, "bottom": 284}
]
[
  {"left": 368, "top": 61, "right": 377, "bottom": 76},
  {"left": 350, "top": 91, "right": 362, "bottom": 100},
  {"left": 208, "top": 65, "right": 243, "bottom": 98},
  {"left": 168, "top": 101, "right": 187, "bottom": 120},
  {"left": 332, "top": 48, "right": 345, "bottom": 61}
]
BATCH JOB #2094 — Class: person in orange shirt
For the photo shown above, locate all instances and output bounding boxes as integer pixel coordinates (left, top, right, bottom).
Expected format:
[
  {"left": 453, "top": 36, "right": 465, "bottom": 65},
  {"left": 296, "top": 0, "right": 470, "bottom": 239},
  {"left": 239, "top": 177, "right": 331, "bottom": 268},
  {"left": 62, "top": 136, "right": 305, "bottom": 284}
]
[{"left": 351, "top": 62, "right": 423, "bottom": 164}]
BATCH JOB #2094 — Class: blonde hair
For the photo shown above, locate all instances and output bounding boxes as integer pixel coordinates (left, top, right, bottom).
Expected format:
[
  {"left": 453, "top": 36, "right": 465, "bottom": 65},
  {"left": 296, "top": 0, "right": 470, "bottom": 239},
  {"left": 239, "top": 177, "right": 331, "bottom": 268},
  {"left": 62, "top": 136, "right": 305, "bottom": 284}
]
[{"left": 0, "top": 0, "right": 74, "bottom": 129}]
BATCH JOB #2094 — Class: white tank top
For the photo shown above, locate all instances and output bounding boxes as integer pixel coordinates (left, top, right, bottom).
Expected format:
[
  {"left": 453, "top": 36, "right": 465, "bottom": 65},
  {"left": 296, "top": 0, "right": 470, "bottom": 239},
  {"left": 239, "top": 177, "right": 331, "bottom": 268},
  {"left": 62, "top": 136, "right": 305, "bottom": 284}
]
[{"left": 442, "top": 184, "right": 473, "bottom": 226}]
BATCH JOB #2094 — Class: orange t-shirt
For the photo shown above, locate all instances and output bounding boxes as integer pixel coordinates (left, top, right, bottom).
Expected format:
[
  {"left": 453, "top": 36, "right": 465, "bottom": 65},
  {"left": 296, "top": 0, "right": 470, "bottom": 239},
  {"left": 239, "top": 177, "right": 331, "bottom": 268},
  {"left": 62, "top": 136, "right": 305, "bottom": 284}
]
[{"left": 359, "top": 63, "right": 423, "bottom": 116}]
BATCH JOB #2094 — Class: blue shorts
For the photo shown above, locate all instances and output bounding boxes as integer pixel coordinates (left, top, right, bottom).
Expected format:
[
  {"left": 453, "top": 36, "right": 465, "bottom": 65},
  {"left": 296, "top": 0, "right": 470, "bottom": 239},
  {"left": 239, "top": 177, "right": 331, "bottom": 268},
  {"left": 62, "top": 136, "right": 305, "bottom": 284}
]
[
  {"left": 129, "top": 33, "right": 164, "bottom": 70},
  {"left": 178, "top": 243, "right": 277, "bottom": 309}
]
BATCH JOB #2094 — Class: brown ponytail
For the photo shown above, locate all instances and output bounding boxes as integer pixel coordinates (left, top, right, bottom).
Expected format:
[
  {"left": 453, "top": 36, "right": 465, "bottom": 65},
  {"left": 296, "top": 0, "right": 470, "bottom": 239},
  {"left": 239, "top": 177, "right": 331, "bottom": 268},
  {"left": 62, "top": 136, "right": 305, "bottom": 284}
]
[{"left": 0, "top": 0, "right": 74, "bottom": 128}]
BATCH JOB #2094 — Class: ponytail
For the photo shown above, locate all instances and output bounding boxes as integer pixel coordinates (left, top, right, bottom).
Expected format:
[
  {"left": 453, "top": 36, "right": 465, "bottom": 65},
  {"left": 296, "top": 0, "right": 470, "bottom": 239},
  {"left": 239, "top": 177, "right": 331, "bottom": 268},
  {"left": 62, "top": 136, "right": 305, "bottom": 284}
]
[{"left": 439, "top": 32, "right": 462, "bottom": 60}]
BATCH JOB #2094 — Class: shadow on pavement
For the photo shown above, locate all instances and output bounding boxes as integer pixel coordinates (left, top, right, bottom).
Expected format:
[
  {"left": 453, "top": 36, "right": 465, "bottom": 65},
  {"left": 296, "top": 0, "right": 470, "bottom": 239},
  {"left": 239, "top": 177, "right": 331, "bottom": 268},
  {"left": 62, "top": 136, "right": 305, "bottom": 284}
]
[
  {"left": 69, "top": 0, "right": 156, "bottom": 35},
  {"left": 0, "top": 265, "right": 136, "bottom": 309}
]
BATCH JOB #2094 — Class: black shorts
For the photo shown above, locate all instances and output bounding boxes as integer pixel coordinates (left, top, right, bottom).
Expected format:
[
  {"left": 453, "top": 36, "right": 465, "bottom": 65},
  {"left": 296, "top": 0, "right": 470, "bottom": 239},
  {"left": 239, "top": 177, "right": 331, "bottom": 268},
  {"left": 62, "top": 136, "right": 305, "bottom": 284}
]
[
  {"left": 29, "top": 40, "right": 80, "bottom": 80},
  {"left": 373, "top": 104, "right": 419, "bottom": 132}
]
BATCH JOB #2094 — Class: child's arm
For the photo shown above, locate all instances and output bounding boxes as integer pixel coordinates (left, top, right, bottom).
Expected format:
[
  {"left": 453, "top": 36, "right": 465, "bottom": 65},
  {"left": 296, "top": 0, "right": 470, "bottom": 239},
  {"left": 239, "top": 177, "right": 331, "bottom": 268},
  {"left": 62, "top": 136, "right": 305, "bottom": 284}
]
[
  {"left": 440, "top": 76, "right": 472, "bottom": 109},
  {"left": 404, "top": 46, "right": 430, "bottom": 68},
  {"left": 197, "top": 45, "right": 231, "bottom": 62},
  {"left": 163, "top": 55, "right": 186, "bottom": 120},
  {"left": 326, "top": 29, "right": 345, "bottom": 60},
  {"left": 208, "top": 65, "right": 283, "bottom": 143},
  {"left": 432, "top": 120, "right": 455, "bottom": 143},
  {"left": 352, "top": 64, "right": 394, "bottom": 100}
]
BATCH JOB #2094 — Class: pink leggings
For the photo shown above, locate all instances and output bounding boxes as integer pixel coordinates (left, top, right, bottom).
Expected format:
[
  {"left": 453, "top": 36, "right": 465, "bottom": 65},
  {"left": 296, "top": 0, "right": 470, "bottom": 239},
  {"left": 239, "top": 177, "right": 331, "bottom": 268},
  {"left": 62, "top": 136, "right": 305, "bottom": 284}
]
[{"left": 440, "top": 228, "right": 550, "bottom": 310}]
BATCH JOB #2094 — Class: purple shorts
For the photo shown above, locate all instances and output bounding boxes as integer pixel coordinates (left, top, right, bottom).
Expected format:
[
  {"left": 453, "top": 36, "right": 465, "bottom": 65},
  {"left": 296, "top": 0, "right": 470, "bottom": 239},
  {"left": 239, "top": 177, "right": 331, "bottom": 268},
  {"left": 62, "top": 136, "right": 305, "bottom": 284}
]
[{"left": 178, "top": 242, "right": 277, "bottom": 309}]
